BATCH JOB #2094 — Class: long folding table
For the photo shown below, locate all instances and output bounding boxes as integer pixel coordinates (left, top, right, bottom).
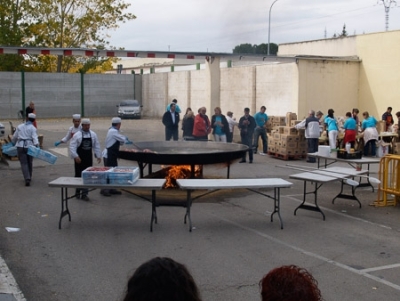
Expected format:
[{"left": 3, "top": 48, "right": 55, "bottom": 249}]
[
  {"left": 289, "top": 167, "right": 368, "bottom": 220},
  {"left": 48, "top": 177, "right": 165, "bottom": 231},
  {"left": 176, "top": 178, "right": 293, "bottom": 231},
  {"left": 307, "top": 153, "right": 380, "bottom": 191}
]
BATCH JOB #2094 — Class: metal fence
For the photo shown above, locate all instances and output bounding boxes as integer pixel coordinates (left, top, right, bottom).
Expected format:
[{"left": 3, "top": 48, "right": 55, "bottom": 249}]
[{"left": 0, "top": 71, "right": 141, "bottom": 119}]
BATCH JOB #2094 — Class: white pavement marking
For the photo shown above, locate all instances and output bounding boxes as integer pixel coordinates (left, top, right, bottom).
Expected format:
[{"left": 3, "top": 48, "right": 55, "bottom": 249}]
[
  {"left": 48, "top": 147, "right": 69, "bottom": 157},
  {"left": 284, "top": 195, "right": 392, "bottom": 230},
  {"left": 360, "top": 263, "right": 400, "bottom": 273},
  {"left": 203, "top": 209, "right": 400, "bottom": 292},
  {"left": 0, "top": 255, "right": 26, "bottom": 301}
]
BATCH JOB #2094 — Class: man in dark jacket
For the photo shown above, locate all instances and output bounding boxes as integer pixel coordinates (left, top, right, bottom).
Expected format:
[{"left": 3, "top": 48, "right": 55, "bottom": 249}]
[
  {"left": 238, "top": 107, "right": 256, "bottom": 163},
  {"left": 162, "top": 102, "right": 180, "bottom": 141}
]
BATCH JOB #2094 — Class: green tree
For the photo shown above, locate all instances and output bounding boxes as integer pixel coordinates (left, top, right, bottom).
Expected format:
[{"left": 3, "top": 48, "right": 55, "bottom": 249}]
[
  {"left": 232, "top": 43, "right": 278, "bottom": 55},
  {"left": 340, "top": 24, "right": 348, "bottom": 37},
  {"left": 0, "top": 0, "right": 136, "bottom": 72},
  {"left": 0, "top": 0, "right": 27, "bottom": 71}
]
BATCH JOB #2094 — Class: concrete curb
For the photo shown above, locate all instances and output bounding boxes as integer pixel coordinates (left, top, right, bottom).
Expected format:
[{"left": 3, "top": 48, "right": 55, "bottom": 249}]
[{"left": 0, "top": 256, "right": 25, "bottom": 301}]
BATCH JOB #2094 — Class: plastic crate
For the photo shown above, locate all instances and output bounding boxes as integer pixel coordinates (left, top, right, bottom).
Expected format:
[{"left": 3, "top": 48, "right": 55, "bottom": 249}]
[
  {"left": 3, "top": 145, "right": 17, "bottom": 157},
  {"left": 337, "top": 150, "right": 362, "bottom": 159},
  {"left": 107, "top": 166, "right": 139, "bottom": 184},
  {"left": 82, "top": 167, "right": 111, "bottom": 185},
  {"left": 27, "top": 145, "right": 57, "bottom": 164}
]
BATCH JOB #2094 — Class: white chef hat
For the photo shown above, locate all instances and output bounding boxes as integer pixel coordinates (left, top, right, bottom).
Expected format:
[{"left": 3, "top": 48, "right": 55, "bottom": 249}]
[
  {"left": 81, "top": 118, "right": 90, "bottom": 125},
  {"left": 72, "top": 114, "right": 81, "bottom": 120},
  {"left": 112, "top": 117, "right": 122, "bottom": 124},
  {"left": 28, "top": 113, "right": 36, "bottom": 119}
]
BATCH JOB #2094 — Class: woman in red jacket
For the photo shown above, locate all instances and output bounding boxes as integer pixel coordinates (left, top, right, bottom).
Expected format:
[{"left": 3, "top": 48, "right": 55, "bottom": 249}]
[{"left": 192, "top": 107, "right": 211, "bottom": 140}]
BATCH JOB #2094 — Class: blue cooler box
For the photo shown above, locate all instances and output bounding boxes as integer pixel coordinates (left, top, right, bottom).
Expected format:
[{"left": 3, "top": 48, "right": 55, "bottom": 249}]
[
  {"left": 28, "top": 145, "right": 57, "bottom": 164},
  {"left": 107, "top": 167, "right": 139, "bottom": 184},
  {"left": 82, "top": 167, "right": 111, "bottom": 185}
]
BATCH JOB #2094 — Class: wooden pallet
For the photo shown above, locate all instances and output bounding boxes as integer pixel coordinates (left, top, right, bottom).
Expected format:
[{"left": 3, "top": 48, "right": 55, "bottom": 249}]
[
  {"left": 4, "top": 154, "right": 19, "bottom": 161},
  {"left": 268, "top": 151, "right": 306, "bottom": 161}
]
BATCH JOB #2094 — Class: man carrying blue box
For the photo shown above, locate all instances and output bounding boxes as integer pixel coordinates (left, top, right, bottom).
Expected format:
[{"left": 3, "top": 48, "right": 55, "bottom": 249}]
[{"left": 11, "top": 113, "right": 39, "bottom": 186}]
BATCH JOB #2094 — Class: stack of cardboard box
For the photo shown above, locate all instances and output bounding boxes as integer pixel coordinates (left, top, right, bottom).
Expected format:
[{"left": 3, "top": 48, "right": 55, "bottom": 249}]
[{"left": 267, "top": 112, "right": 308, "bottom": 158}]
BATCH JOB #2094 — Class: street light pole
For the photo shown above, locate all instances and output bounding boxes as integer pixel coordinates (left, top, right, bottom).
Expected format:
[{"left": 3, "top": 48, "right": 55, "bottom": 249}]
[{"left": 267, "top": 0, "right": 280, "bottom": 56}]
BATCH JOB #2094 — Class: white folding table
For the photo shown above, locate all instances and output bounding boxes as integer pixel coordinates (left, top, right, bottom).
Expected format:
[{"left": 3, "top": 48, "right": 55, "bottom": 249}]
[
  {"left": 307, "top": 153, "right": 380, "bottom": 191},
  {"left": 289, "top": 167, "right": 368, "bottom": 220},
  {"left": 48, "top": 177, "right": 165, "bottom": 231},
  {"left": 176, "top": 178, "right": 293, "bottom": 231}
]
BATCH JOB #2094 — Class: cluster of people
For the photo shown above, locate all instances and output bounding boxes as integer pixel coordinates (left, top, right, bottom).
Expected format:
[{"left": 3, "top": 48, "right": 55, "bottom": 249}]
[
  {"left": 50, "top": 114, "right": 131, "bottom": 199},
  {"left": 121, "top": 257, "right": 322, "bottom": 301},
  {"left": 163, "top": 99, "right": 270, "bottom": 163},
  {"left": 294, "top": 106, "right": 400, "bottom": 159}
]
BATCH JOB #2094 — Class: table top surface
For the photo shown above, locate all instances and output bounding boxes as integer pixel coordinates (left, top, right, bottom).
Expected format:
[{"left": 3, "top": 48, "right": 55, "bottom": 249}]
[
  {"left": 176, "top": 178, "right": 293, "bottom": 189},
  {"left": 48, "top": 177, "right": 165, "bottom": 189},
  {"left": 307, "top": 153, "right": 381, "bottom": 164},
  {"left": 289, "top": 167, "right": 368, "bottom": 182}
]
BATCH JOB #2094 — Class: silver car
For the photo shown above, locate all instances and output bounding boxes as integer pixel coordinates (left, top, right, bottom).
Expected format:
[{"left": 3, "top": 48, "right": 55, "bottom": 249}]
[{"left": 116, "top": 100, "right": 143, "bottom": 119}]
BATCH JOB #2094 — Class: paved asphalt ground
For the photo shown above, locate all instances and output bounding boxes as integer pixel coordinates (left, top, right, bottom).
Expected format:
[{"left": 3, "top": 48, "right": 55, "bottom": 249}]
[{"left": 1, "top": 117, "right": 400, "bottom": 301}]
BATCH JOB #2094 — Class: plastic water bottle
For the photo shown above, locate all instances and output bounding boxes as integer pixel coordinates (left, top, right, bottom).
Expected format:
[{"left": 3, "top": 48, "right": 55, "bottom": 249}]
[{"left": 345, "top": 142, "right": 351, "bottom": 153}]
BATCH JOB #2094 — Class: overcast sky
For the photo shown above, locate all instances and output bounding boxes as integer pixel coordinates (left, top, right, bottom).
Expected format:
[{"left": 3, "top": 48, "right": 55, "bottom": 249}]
[{"left": 108, "top": 0, "right": 400, "bottom": 53}]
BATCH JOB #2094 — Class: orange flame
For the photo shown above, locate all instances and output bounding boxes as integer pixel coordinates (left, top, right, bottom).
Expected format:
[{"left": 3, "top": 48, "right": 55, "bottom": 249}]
[{"left": 164, "top": 165, "right": 202, "bottom": 188}]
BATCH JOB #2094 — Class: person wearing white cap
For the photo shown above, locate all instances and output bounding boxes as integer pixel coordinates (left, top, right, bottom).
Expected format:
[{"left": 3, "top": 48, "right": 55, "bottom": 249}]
[
  {"left": 54, "top": 114, "right": 81, "bottom": 147},
  {"left": 69, "top": 118, "right": 102, "bottom": 201},
  {"left": 11, "top": 113, "right": 39, "bottom": 186},
  {"left": 100, "top": 117, "right": 131, "bottom": 196}
]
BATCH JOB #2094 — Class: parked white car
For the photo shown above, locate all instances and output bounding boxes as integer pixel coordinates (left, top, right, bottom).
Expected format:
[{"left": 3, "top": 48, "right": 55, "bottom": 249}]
[{"left": 116, "top": 100, "right": 143, "bottom": 119}]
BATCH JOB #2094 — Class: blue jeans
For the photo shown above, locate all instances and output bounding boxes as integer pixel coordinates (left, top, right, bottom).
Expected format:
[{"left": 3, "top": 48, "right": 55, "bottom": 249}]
[
  {"left": 307, "top": 138, "right": 319, "bottom": 162},
  {"left": 364, "top": 140, "right": 376, "bottom": 156},
  {"left": 253, "top": 127, "right": 267, "bottom": 153},
  {"left": 241, "top": 133, "right": 253, "bottom": 162}
]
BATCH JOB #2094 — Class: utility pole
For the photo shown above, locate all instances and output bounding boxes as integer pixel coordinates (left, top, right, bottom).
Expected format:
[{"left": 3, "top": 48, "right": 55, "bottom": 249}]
[
  {"left": 378, "top": 0, "right": 397, "bottom": 31},
  {"left": 267, "top": 0, "right": 280, "bottom": 56}
]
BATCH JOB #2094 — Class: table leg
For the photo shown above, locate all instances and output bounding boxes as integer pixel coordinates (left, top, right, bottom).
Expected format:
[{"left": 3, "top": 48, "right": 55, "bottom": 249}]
[
  {"left": 184, "top": 190, "right": 193, "bottom": 232},
  {"left": 270, "top": 187, "right": 283, "bottom": 229},
  {"left": 332, "top": 180, "right": 362, "bottom": 208},
  {"left": 59, "top": 187, "right": 72, "bottom": 229},
  {"left": 294, "top": 181, "right": 326, "bottom": 220},
  {"left": 150, "top": 190, "right": 157, "bottom": 232},
  {"left": 355, "top": 163, "right": 374, "bottom": 192}
]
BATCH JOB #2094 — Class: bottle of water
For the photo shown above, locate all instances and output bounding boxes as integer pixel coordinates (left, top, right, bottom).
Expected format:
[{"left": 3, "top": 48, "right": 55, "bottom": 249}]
[{"left": 345, "top": 142, "right": 351, "bottom": 153}]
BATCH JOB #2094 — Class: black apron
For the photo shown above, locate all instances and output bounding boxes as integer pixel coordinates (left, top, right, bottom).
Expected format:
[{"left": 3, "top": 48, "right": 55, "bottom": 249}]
[
  {"left": 106, "top": 140, "right": 120, "bottom": 167},
  {"left": 74, "top": 131, "right": 93, "bottom": 177}
]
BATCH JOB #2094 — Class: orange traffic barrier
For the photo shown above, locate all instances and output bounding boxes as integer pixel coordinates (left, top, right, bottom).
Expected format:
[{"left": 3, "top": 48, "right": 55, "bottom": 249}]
[{"left": 375, "top": 154, "right": 400, "bottom": 206}]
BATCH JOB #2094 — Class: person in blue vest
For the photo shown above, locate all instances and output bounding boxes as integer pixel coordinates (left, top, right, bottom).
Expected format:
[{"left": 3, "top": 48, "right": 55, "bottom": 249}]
[
  {"left": 253, "top": 106, "right": 268, "bottom": 155},
  {"left": 361, "top": 111, "right": 378, "bottom": 157},
  {"left": 324, "top": 109, "right": 339, "bottom": 150},
  {"left": 166, "top": 99, "right": 182, "bottom": 114},
  {"left": 343, "top": 112, "right": 357, "bottom": 149}
]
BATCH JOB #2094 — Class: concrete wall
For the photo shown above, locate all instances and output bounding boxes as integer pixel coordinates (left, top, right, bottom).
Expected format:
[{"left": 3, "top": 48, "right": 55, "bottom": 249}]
[
  {"left": 168, "top": 71, "right": 191, "bottom": 112},
  {"left": 279, "top": 36, "right": 358, "bottom": 57},
  {"left": 0, "top": 72, "right": 137, "bottom": 119},
  {"left": 188, "top": 70, "right": 207, "bottom": 113},
  {"left": 279, "top": 30, "right": 400, "bottom": 119},
  {"left": 256, "top": 63, "right": 299, "bottom": 116},
  {"left": 297, "top": 59, "right": 359, "bottom": 119},
  {"left": 220, "top": 66, "right": 256, "bottom": 117},
  {"left": 141, "top": 73, "right": 168, "bottom": 118},
  {"left": 356, "top": 31, "right": 400, "bottom": 118}
]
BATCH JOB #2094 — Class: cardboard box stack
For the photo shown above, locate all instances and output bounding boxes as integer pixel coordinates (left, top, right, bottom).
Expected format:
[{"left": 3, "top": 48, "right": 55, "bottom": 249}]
[{"left": 267, "top": 112, "right": 308, "bottom": 158}]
